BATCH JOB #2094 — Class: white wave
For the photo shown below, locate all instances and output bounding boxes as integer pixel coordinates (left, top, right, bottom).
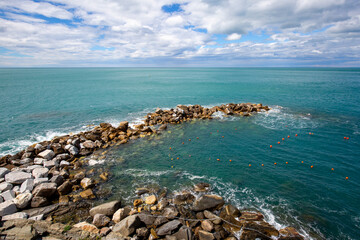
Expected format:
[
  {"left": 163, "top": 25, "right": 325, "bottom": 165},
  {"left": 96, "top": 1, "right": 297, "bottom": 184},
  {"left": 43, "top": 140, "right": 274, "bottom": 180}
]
[
  {"left": 254, "top": 105, "right": 318, "bottom": 130},
  {"left": 121, "top": 168, "right": 174, "bottom": 177}
]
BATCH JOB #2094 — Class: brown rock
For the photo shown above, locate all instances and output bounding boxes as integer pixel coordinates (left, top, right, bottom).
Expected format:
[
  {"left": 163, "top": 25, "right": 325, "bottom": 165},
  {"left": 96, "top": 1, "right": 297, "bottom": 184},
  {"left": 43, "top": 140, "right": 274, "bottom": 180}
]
[
  {"left": 73, "top": 222, "right": 99, "bottom": 234},
  {"left": 201, "top": 220, "right": 214, "bottom": 232},
  {"left": 32, "top": 183, "right": 57, "bottom": 198},
  {"left": 199, "top": 230, "right": 215, "bottom": 240},
  {"left": 193, "top": 195, "right": 224, "bottom": 211},
  {"left": 100, "top": 227, "right": 111, "bottom": 236},
  {"left": 112, "top": 215, "right": 142, "bottom": 236},
  {"left": 92, "top": 213, "right": 111, "bottom": 228},
  {"left": 57, "top": 180, "right": 73, "bottom": 195},
  {"left": 145, "top": 195, "right": 157, "bottom": 205},
  {"left": 239, "top": 211, "right": 264, "bottom": 221},
  {"left": 134, "top": 198, "right": 143, "bottom": 206},
  {"left": 240, "top": 221, "right": 279, "bottom": 240},
  {"left": 89, "top": 200, "right": 121, "bottom": 217},
  {"left": 80, "top": 189, "right": 95, "bottom": 199},
  {"left": 279, "top": 227, "right": 304, "bottom": 240},
  {"left": 31, "top": 196, "right": 49, "bottom": 208},
  {"left": 112, "top": 206, "right": 131, "bottom": 223},
  {"left": 58, "top": 195, "right": 69, "bottom": 204}
]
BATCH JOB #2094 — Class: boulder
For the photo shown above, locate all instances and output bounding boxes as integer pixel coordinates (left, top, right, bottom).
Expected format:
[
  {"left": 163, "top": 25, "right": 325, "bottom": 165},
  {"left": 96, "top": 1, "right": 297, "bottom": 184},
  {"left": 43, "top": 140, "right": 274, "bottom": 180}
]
[
  {"left": 73, "top": 222, "right": 100, "bottom": 234},
  {"left": 193, "top": 195, "right": 224, "bottom": 211},
  {"left": 240, "top": 221, "right": 279, "bottom": 239},
  {"left": 174, "top": 193, "right": 195, "bottom": 205},
  {"left": 32, "top": 167, "right": 49, "bottom": 178},
  {"left": 0, "top": 200, "right": 17, "bottom": 216},
  {"left": 80, "top": 189, "right": 95, "bottom": 199},
  {"left": 33, "top": 178, "right": 48, "bottom": 187},
  {"left": 162, "top": 206, "right": 179, "bottom": 219},
  {"left": 118, "top": 121, "right": 129, "bottom": 131},
  {"left": 204, "top": 210, "right": 222, "bottom": 224},
  {"left": 145, "top": 195, "right": 157, "bottom": 205},
  {"left": 82, "top": 140, "right": 97, "bottom": 149},
  {"left": 89, "top": 200, "right": 121, "bottom": 217},
  {"left": 194, "top": 182, "right": 210, "bottom": 192},
  {"left": 0, "top": 167, "right": 10, "bottom": 178},
  {"left": 0, "top": 182, "right": 13, "bottom": 192},
  {"left": 224, "top": 204, "right": 240, "bottom": 218},
  {"left": 5, "top": 171, "right": 32, "bottom": 184},
  {"left": 201, "top": 220, "right": 214, "bottom": 232},
  {"left": 156, "top": 220, "right": 182, "bottom": 236},
  {"left": 112, "top": 215, "right": 142, "bottom": 237},
  {"left": 34, "top": 158, "right": 44, "bottom": 165},
  {"left": 92, "top": 213, "right": 111, "bottom": 228},
  {"left": 60, "top": 160, "right": 70, "bottom": 167},
  {"left": 80, "top": 178, "right": 94, "bottom": 189},
  {"left": 66, "top": 145, "right": 79, "bottom": 155},
  {"left": 199, "top": 230, "right": 215, "bottom": 240},
  {"left": 32, "top": 182, "right": 57, "bottom": 198},
  {"left": 2, "top": 212, "right": 28, "bottom": 220},
  {"left": 57, "top": 180, "right": 72, "bottom": 195},
  {"left": 138, "top": 213, "right": 156, "bottom": 226},
  {"left": 279, "top": 227, "right": 304, "bottom": 240},
  {"left": 1, "top": 190, "right": 15, "bottom": 201},
  {"left": 30, "top": 196, "right": 49, "bottom": 208},
  {"left": 239, "top": 211, "right": 264, "bottom": 221},
  {"left": 43, "top": 159, "right": 58, "bottom": 168},
  {"left": 173, "top": 226, "right": 193, "bottom": 240},
  {"left": 38, "top": 149, "right": 55, "bottom": 160},
  {"left": 20, "top": 179, "right": 34, "bottom": 193},
  {"left": 50, "top": 175, "right": 64, "bottom": 186},
  {"left": 112, "top": 206, "right": 131, "bottom": 223},
  {"left": 13, "top": 192, "right": 33, "bottom": 209}
]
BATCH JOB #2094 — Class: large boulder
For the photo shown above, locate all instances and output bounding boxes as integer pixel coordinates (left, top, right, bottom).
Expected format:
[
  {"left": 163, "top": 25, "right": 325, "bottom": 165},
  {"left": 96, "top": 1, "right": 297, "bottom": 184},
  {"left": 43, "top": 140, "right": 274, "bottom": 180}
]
[
  {"left": 1, "top": 190, "right": 15, "bottom": 201},
  {"left": 92, "top": 213, "right": 111, "bottom": 228},
  {"left": 112, "top": 206, "right": 131, "bottom": 223},
  {"left": 112, "top": 215, "right": 142, "bottom": 236},
  {"left": 13, "top": 192, "right": 33, "bottom": 209},
  {"left": 198, "top": 230, "right": 215, "bottom": 240},
  {"left": 73, "top": 222, "right": 99, "bottom": 234},
  {"left": 20, "top": 179, "right": 34, "bottom": 193},
  {"left": 32, "top": 182, "right": 57, "bottom": 198},
  {"left": 156, "top": 220, "right": 182, "bottom": 236},
  {"left": 32, "top": 167, "right": 49, "bottom": 178},
  {"left": 0, "top": 200, "right": 17, "bottom": 216},
  {"left": 38, "top": 149, "right": 55, "bottom": 160},
  {"left": 82, "top": 140, "right": 97, "bottom": 149},
  {"left": 117, "top": 121, "right": 129, "bottom": 131},
  {"left": 5, "top": 171, "right": 32, "bottom": 184},
  {"left": 192, "top": 195, "right": 224, "bottom": 211},
  {"left": 0, "top": 182, "right": 13, "bottom": 192},
  {"left": 0, "top": 167, "right": 10, "bottom": 178},
  {"left": 240, "top": 221, "right": 279, "bottom": 239},
  {"left": 173, "top": 226, "right": 193, "bottom": 240},
  {"left": 2, "top": 212, "right": 28, "bottom": 221},
  {"left": 89, "top": 200, "right": 121, "bottom": 217},
  {"left": 57, "top": 180, "right": 72, "bottom": 195}
]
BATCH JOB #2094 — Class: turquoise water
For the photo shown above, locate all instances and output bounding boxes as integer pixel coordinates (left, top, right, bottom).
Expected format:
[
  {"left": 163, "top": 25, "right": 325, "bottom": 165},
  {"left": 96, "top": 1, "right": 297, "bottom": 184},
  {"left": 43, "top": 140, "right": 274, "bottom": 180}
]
[{"left": 0, "top": 68, "right": 359, "bottom": 239}]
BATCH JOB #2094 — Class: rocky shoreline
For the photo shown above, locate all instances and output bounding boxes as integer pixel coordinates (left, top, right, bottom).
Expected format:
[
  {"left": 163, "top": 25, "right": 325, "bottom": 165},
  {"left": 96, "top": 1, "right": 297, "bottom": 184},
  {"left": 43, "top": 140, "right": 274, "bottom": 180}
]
[{"left": 0, "top": 103, "right": 305, "bottom": 239}]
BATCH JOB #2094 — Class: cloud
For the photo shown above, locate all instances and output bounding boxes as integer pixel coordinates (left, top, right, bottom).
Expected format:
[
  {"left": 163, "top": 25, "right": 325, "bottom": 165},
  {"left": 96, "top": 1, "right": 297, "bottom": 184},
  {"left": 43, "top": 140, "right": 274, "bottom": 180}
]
[{"left": 0, "top": 0, "right": 359, "bottom": 66}]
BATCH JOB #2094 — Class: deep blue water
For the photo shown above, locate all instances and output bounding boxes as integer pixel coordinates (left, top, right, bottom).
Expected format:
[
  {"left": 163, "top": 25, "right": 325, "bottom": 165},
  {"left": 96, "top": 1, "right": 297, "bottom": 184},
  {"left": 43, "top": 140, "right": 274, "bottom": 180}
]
[{"left": 0, "top": 68, "right": 359, "bottom": 239}]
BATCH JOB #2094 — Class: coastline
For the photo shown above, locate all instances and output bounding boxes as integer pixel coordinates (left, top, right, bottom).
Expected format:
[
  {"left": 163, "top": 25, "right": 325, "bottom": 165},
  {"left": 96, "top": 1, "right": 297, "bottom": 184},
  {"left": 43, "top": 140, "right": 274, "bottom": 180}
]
[{"left": 0, "top": 103, "right": 305, "bottom": 239}]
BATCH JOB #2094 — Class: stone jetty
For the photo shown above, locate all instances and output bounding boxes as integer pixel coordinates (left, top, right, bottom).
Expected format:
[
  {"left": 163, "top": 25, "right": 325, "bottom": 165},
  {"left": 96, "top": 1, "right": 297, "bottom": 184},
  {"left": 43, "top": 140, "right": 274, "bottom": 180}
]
[{"left": 0, "top": 103, "right": 304, "bottom": 239}]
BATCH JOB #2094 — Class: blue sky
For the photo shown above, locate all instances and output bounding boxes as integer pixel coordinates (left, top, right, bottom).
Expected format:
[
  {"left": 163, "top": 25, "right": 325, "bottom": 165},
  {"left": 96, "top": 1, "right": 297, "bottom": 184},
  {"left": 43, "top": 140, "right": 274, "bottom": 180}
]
[{"left": 0, "top": 0, "right": 359, "bottom": 67}]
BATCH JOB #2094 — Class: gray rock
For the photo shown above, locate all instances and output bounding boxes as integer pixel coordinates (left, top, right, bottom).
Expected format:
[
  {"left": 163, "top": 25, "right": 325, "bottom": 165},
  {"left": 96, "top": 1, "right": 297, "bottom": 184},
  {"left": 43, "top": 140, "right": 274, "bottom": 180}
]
[
  {"left": 67, "top": 145, "right": 79, "bottom": 155},
  {"left": 30, "top": 196, "right": 49, "bottom": 208},
  {"left": 1, "top": 190, "right": 15, "bottom": 201},
  {"left": 32, "top": 167, "right": 49, "bottom": 178},
  {"left": 0, "top": 196, "right": 3, "bottom": 203},
  {"left": 0, "top": 182, "right": 13, "bottom": 192},
  {"left": 204, "top": 210, "right": 222, "bottom": 224},
  {"left": 24, "top": 203, "right": 58, "bottom": 217},
  {"left": 13, "top": 192, "right": 32, "bottom": 209},
  {"left": 112, "top": 206, "right": 131, "bottom": 223},
  {"left": 50, "top": 175, "right": 64, "bottom": 186},
  {"left": 25, "top": 165, "right": 42, "bottom": 173},
  {"left": 12, "top": 185, "right": 20, "bottom": 194},
  {"left": 82, "top": 140, "right": 97, "bottom": 149},
  {"left": 138, "top": 213, "right": 156, "bottom": 226},
  {"left": 0, "top": 200, "right": 17, "bottom": 216},
  {"left": 156, "top": 220, "right": 182, "bottom": 236},
  {"left": 60, "top": 160, "right": 70, "bottom": 167},
  {"left": 162, "top": 206, "right": 179, "bottom": 219},
  {"left": 92, "top": 213, "right": 111, "bottom": 228},
  {"left": 54, "top": 153, "right": 70, "bottom": 161},
  {"left": 89, "top": 200, "right": 121, "bottom": 217},
  {"left": 192, "top": 195, "right": 225, "bottom": 211},
  {"left": 34, "top": 158, "right": 45, "bottom": 165},
  {"left": 0, "top": 178, "right": 4, "bottom": 183},
  {"left": 38, "top": 149, "right": 55, "bottom": 160},
  {"left": 43, "top": 159, "right": 58, "bottom": 168},
  {"left": 34, "top": 143, "right": 46, "bottom": 153},
  {"left": 33, "top": 178, "right": 48, "bottom": 187},
  {"left": 5, "top": 171, "right": 32, "bottom": 184},
  {"left": 173, "top": 226, "right": 193, "bottom": 240},
  {"left": 29, "top": 214, "right": 43, "bottom": 220},
  {"left": 20, "top": 158, "right": 33, "bottom": 165},
  {"left": 32, "top": 182, "right": 57, "bottom": 197},
  {"left": 0, "top": 167, "right": 10, "bottom": 178},
  {"left": 1, "top": 212, "right": 28, "bottom": 220},
  {"left": 112, "top": 215, "right": 142, "bottom": 236},
  {"left": 20, "top": 179, "right": 34, "bottom": 193}
]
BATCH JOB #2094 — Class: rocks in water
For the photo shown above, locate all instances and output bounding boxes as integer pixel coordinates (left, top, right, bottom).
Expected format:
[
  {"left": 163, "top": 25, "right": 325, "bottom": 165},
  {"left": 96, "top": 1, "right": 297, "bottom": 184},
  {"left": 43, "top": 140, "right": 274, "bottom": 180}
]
[
  {"left": 5, "top": 171, "right": 32, "bottom": 184},
  {"left": 194, "top": 182, "right": 210, "bottom": 192},
  {"left": 117, "top": 121, "right": 129, "bottom": 131},
  {"left": 193, "top": 194, "right": 225, "bottom": 211},
  {"left": 156, "top": 220, "right": 182, "bottom": 236},
  {"left": 112, "top": 215, "right": 142, "bottom": 236},
  {"left": 80, "top": 189, "right": 95, "bottom": 199},
  {"left": 80, "top": 178, "right": 94, "bottom": 189},
  {"left": 0, "top": 200, "right": 17, "bottom": 216},
  {"left": 241, "top": 221, "right": 279, "bottom": 239},
  {"left": 92, "top": 213, "right": 111, "bottom": 228},
  {"left": 158, "top": 124, "right": 167, "bottom": 131},
  {"left": 145, "top": 195, "right": 157, "bottom": 205},
  {"left": 32, "top": 167, "right": 49, "bottom": 178},
  {"left": 89, "top": 200, "right": 121, "bottom": 217},
  {"left": 174, "top": 193, "right": 195, "bottom": 205},
  {"left": 223, "top": 204, "right": 240, "bottom": 218},
  {"left": 134, "top": 198, "right": 143, "bottom": 206},
  {"left": 32, "top": 182, "right": 57, "bottom": 198},
  {"left": 239, "top": 211, "right": 264, "bottom": 221},
  {"left": 279, "top": 227, "right": 304, "bottom": 240},
  {"left": 13, "top": 192, "right": 33, "bottom": 209},
  {"left": 38, "top": 149, "right": 55, "bottom": 160}
]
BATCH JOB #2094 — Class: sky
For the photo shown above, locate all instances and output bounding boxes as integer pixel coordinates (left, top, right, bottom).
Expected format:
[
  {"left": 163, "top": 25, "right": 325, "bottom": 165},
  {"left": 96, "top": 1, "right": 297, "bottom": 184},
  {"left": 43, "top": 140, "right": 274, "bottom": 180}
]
[{"left": 0, "top": 0, "right": 359, "bottom": 67}]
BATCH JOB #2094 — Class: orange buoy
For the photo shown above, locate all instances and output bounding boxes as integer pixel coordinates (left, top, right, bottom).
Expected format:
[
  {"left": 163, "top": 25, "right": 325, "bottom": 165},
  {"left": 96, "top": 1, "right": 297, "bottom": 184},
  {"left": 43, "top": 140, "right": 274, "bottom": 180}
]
[
  {"left": 229, "top": 159, "right": 232, "bottom": 162},
  {"left": 261, "top": 164, "right": 264, "bottom": 166},
  {"left": 301, "top": 161, "right": 304, "bottom": 163},
  {"left": 347, "top": 137, "right": 349, "bottom": 140},
  {"left": 182, "top": 142, "right": 184, "bottom": 144},
  {"left": 309, "top": 132, "right": 312, "bottom": 135},
  {"left": 286, "top": 162, "right": 288, "bottom": 164},
  {"left": 311, "top": 165, "right": 313, "bottom": 168},
  {"left": 270, "top": 145, "right": 273, "bottom": 148},
  {"left": 177, "top": 157, "right": 179, "bottom": 160},
  {"left": 287, "top": 135, "right": 290, "bottom": 138},
  {"left": 331, "top": 168, "right": 334, "bottom": 171},
  {"left": 222, "top": 136, "right": 224, "bottom": 138},
  {"left": 274, "top": 162, "right": 277, "bottom": 165},
  {"left": 217, "top": 158, "right": 220, "bottom": 161},
  {"left": 282, "top": 138, "right": 285, "bottom": 141},
  {"left": 295, "top": 134, "right": 298, "bottom": 137},
  {"left": 169, "top": 147, "right": 172, "bottom": 150},
  {"left": 249, "top": 164, "right": 251, "bottom": 167},
  {"left": 196, "top": 137, "right": 199, "bottom": 139},
  {"left": 277, "top": 141, "right": 280, "bottom": 144},
  {"left": 345, "top": 177, "right": 349, "bottom": 180},
  {"left": 344, "top": 137, "right": 346, "bottom": 139},
  {"left": 189, "top": 139, "right": 191, "bottom": 141}
]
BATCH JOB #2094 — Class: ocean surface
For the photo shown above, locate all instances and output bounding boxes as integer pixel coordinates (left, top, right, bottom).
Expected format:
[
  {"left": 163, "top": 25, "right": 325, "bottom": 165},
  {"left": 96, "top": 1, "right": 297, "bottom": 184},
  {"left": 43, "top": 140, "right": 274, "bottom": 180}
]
[{"left": 0, "top": 68, "right": 359, "bottom": 239}]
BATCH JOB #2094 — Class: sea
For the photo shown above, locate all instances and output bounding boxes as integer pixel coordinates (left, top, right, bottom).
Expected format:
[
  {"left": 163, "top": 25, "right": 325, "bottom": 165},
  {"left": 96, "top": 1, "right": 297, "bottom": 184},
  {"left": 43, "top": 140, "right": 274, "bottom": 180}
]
[{"left": 0, "top": 68, "right": 359, "bottom": 239}]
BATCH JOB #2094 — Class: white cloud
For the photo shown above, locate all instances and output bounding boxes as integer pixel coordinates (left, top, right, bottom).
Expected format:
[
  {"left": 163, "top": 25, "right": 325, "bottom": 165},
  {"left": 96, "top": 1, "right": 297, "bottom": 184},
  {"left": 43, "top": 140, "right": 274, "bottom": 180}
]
[{"left": 226, "top": 33, "right": 242, "bottom": 41}]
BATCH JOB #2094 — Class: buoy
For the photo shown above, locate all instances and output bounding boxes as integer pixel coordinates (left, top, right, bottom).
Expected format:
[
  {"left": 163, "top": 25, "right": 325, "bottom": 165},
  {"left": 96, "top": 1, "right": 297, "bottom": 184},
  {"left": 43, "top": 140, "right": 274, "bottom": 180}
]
[
  {"left": 344, "top": 137, "right": 346, "bottom": 139},
  {"left": 189, "top": 139, "right": 191, "bottom": 141},
  {"left": 295, "top": 134, "right": 298, "bottom": 137},
  {"left": 171, "top": 166, "right": 173, "bottom": 168},
  {"left": 277, "top": 141, "right": 280, "bottom": 144},
  {"left": 196, "top": 137, "right": 199, "bottom": 139},
  {"left": 249, "top": 164, "right": 251, "bottom": 167},
  {"left": 274, "top": 162, "right": 277, "bottom": 165},
  {"left": 282, "top": 138, "right": 285, "bottom": 141},
  {"left": 286, "top": 162, "right": 288, "bottom": 164},
  {"left": 217, "top": 130, "right": 219, "bottom": 132},
  {"left": 311, "top": 165, "right": 313, "bottom": 168},
  {"left": 287, "top": 135, "right": 290, "bottom": 138},
  {"left": 346, "top": 137, "right": 349, "bottom": 140},
  {"left": 229, "top": 159, "right": 232, "bottom": 162},
  {"left": 217, "top": 158, "right": 220, "bottom": 161},
  {"left": 169, "top": 147, "right": 172, "bottom": 150},
  {"left": 309, "top": 132, "right": 312, "bottom": 135},
  {"left": 171, "top": 158, "right": 173, "bottom": 160},
  {"left": 331, "top": 168, "right": 334, "bottom": 171},
  {"left": 222, "top": 136, "right": 224, "bottom": 138},
  {"left": 177, "top": 157, "right": 179, "bottom": 160},
  {"left": 189, "top": 155, "right": 191, "bottom": 157},
  {"left": 345, "top": 177, "right": 349, "bottom": 180},
  {"left": 182, "top": 142, "right": 184, "bottom": 144},
  {"left": 270, "top": 145, "right": 273, "bottom": 148},
  {"left": 261, "top": 164, "right": 264, "bottom": 166},
  {"left": 301, "top": 161, "right": 304, "bottom": 163}
]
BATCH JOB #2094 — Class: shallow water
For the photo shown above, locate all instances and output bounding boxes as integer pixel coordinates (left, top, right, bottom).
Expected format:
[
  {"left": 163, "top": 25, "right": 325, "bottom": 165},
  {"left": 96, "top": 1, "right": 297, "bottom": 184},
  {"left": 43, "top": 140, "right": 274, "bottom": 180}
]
[{"left": 0, "top": 68, "right": 359, "bottom": 239}]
